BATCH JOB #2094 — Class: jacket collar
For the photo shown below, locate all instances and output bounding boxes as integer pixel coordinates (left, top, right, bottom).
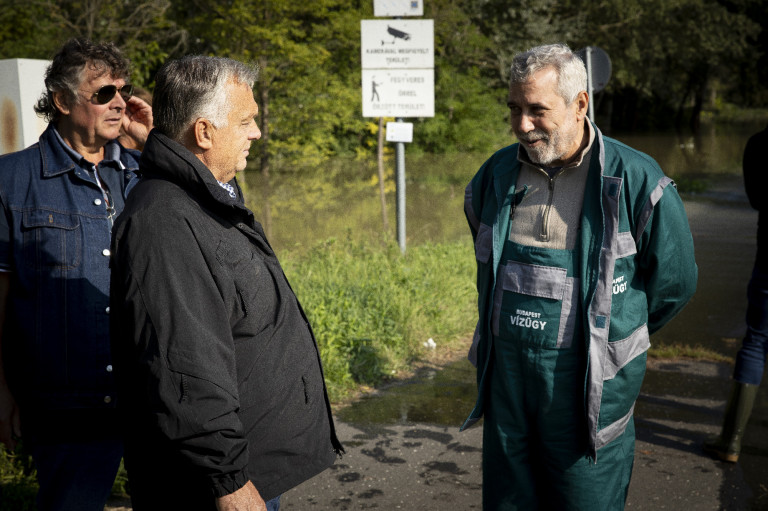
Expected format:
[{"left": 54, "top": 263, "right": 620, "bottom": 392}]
[
  {"left": 39, "top": 123, "right": 139, "bottom": 178},
  {"left": 139, "top": 129, "right": 249, "bottom": 214},
  {"left": 39, "top": 124, "right": 77, "bottom": 178}
]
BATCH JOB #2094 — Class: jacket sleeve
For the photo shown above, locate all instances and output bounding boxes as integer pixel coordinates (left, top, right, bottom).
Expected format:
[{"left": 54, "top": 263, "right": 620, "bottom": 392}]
[
  {"left": 464, "top": 157, "right": 498, "bottom": 368},
  {"left": 112, "top": 210, "right": 249, "bottom": 498},
  {"left": 636, "top": 181, "right": 698, "bottom": 334}
]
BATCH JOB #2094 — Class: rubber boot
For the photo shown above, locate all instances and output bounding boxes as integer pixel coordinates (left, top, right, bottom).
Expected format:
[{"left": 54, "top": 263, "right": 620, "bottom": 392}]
[{"left": 703, "top": 382, "right": 759, "bottom": 462}]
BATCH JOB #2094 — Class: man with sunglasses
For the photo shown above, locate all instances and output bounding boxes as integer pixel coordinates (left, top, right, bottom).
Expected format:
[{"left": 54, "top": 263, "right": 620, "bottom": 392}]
[{"left": 0, "top": 38, "right": 152, "bottom": 510}]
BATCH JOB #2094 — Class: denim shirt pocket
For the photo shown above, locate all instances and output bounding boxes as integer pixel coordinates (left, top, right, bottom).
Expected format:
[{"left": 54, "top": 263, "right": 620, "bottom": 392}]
[{"left": 21, "top": 209, "right": 82, "bottom": 270}]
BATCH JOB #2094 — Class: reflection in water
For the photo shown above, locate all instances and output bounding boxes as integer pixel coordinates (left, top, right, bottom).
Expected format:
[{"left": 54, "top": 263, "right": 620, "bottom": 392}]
[
  {"left": 337, "top": 359, "right": 477, "bottom": 426},
  {"left": 243, "top": 123, "right": 764, "bottom": 253},
  {"left": 608, "top": 122, "right": 764, "bottom": 177}
]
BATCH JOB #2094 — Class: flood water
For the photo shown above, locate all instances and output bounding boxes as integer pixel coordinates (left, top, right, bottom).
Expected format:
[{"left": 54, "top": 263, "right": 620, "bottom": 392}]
[{"left": 243, "top": 121, "right": 767, "bottom": 425}]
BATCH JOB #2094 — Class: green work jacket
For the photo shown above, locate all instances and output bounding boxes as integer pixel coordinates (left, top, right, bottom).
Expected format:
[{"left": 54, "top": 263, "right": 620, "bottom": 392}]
[{"left": 462, "top": 123, "right": 698, "bottom": 460}]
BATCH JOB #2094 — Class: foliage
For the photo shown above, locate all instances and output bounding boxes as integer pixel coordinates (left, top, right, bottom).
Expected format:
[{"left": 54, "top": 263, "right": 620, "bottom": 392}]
[
  {"left": 559, "top": 0, "right": 762, "bottom": 131},
  {"left": 0, "top": 0, "right": 765, "bottom": 168},
  {"left": 0, "top": 446, "right": 37, "bottom": 511},
  {"left": 648, "top": 342, "right": 732, "bottom": 362},
  {"left": 281, "top": 237, "right": 477, "bottom": 401},
  {"left": 0, "top": 0, "right": 186, "bottom": 88},
  {"left": 0, "top": 444, "right": 130, "bottom": 509},
  {"left": 174, "top": 0, "right": 368, "bottom": 174}
]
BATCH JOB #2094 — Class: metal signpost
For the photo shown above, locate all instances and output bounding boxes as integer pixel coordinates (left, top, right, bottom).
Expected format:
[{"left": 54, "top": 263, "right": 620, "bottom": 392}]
[
  {"left": 576, "top": 46, "right": 612, "bottom": 121},
  {"left": 361, "top": 14, "right": 434, "bottom": 254}
]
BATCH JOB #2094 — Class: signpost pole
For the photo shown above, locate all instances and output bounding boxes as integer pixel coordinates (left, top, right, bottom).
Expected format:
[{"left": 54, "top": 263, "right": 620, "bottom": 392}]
[
  {"left": 586, "top": 46, "right": 594, "bottom": 121},
  {"left": 395, "top": 118, "right": 406, "bottom": 254}
]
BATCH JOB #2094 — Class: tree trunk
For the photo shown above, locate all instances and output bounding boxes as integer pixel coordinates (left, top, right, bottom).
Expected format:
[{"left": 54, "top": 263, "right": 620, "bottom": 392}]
[{"left": 689, "top": 65, "right": 708, "bottom": 135}]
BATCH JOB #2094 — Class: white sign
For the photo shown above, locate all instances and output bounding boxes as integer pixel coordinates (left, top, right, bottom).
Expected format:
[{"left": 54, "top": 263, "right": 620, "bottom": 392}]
[
  {"left": 362, "top": 69, "right": 434, "bottom": 118},
  {"left": 373, "top": 0, "right": 423, "bottom": 17},
  {"left": 386, "top": 122, "right": 413, "bottom": 143},
  {"left": 0, "top": 59, "right": 49, "bottom": 155},
  {"left": 361, "top": 20, "right": 434, "bottom": 69}
]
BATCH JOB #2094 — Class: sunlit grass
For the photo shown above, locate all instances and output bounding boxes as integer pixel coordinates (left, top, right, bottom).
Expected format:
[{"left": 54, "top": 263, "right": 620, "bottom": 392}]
[
  {"left": 281, "top": 236, "right": 477, "bottom": 402},
  {"left": 649, "top": 342, "right": 732, "bottom": 362}
]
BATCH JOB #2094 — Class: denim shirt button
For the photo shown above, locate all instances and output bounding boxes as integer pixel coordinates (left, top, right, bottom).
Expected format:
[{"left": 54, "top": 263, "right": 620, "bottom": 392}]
[
  {"left": 94, "top": 198, "right": 102, "bottom": 206},
  {"left": 106, "top": 365, "right": 113, "bottom": 372},
  {"left": 103, "top": 395, "right": 112, "bottom": 404},
  {"left": 102, "top": 248, "right": 111, "bottom": 257},
  {"left": 105, "top": 306, "right": 110, "bottom": 314}
]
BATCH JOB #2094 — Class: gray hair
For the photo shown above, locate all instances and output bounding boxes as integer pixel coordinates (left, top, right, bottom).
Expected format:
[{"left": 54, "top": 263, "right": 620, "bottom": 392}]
[
  {"left": 509, "top": 43, "right": 587, "bottom": 105},
  {"left": 153, "top": 56, "right": 259, "bottom": 142},
  {"left": 35, "top": 38, "right": 131, "bottom": 123}
]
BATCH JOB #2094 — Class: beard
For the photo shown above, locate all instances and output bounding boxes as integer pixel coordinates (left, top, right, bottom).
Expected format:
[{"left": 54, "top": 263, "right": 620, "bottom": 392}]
[
  {"left": 519, "top": 130, "right": 560, "bottom": 166},
  {"left": 516, "top": 119, "right": 581, "bottom": 167}
]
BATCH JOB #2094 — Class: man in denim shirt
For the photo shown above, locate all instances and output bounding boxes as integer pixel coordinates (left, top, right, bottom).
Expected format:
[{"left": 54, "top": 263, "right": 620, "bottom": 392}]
[{"left": 0, "top": 39, "right": 151, "bottom": 511}]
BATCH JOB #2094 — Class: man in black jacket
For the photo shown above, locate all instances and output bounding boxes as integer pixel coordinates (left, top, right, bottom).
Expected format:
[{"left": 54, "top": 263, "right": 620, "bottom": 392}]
[{"left": 110, "top": 56, "right": 343, "bottom": 511}]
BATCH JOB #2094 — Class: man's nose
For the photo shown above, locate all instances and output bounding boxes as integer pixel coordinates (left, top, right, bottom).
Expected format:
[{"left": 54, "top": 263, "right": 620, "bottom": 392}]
[
  {"left": 250, "top": 123, "right": 262, "bottom": 140},
  {"left": 110, "top": 91, "right": 127, "bottom": 110},
  {"left": 515, "top": 113, "right": 535, "bottom": 134}
]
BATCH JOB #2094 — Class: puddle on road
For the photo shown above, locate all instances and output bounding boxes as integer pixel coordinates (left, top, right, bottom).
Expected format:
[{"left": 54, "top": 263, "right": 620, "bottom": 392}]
[{"left": 338, "top": 358, "right": 478, "bottom": 426}]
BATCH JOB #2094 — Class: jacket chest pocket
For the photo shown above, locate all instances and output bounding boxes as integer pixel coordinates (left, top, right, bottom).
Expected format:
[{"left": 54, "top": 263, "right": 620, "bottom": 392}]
[
  {"left": 216, "top": 239, "right": 278, "bottom": 338},
  {"left": 492, "top": 261, "right": 579, "bottom": 349},
  {"left": 21, "top": 209, "right": 82, "bottom": 270}
]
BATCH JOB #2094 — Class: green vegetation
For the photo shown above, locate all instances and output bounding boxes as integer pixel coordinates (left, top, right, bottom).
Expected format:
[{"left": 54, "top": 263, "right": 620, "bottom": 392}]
[
  {"left": 0, "top": 448, "right": 36, "bottom": 511},
  {"left": 649, "top": 343, "right": 732, "bottom": 363},
  {"left": 2, "top": 0, "right": 766, "bottom": 172},
  {"left": 281, "top": 237, "right": 477, "bottom": 402}
]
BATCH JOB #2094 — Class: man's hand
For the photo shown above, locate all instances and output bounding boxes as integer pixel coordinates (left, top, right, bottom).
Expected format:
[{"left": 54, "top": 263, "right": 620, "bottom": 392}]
[
  {"left": 0, "top": 383, "right": 21, "bottom": 451},
  {"left": 121, "top": 96, "right": 154, "bottom": 150},
  {"left": 216, "top": 481, "right": 267, "bottom": 511}
]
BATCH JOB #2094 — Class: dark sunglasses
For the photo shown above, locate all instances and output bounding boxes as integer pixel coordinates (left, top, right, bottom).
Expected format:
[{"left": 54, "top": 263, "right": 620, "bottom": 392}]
[{"left": 87, "top": 84, "right": 134, "bottom": 105}]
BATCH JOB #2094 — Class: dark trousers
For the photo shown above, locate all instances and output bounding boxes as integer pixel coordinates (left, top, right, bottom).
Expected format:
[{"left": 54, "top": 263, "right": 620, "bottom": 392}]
[
  {"left": 734, "top": 265, "right": 768, "bottom": 385},
  {"left": 22, "top": 409, "right": 123, "bottom": 511}
]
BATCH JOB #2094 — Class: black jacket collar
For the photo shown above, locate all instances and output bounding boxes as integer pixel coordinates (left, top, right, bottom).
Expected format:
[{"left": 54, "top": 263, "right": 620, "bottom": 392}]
[{"left": 139, "top": 129, "right": 249, "bottom": 217}]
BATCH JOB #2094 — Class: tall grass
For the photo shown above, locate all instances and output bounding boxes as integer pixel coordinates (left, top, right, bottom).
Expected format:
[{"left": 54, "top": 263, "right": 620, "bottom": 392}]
[{"left": 281, "top": 236, "right": 477, "bottom": 402}]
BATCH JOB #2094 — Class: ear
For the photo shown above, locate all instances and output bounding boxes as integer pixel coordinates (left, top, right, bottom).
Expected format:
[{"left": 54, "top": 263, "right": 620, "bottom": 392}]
[
  {"left": 193, "top": 118, "right": 214, "bottom": 150},
  {"left": 52, "top": 91, "right": 71, "bottom": 116},
  {"left": 575, "top": 91, "right": 589, "bottom": 121}
]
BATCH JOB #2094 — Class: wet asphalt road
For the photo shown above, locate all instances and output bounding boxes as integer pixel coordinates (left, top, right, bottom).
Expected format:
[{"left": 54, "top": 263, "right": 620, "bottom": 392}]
[
  {"left": 279, "top": 358, "right": 766, "bottom": 510},
  {"left": 280, "top": 177, "right": 768, "bottom": 510}
]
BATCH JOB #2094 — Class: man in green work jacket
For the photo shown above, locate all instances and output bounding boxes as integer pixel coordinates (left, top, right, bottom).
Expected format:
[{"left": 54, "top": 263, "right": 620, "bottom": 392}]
[{"left": 462, "top": 43, "right": 697, "bottom": 510}]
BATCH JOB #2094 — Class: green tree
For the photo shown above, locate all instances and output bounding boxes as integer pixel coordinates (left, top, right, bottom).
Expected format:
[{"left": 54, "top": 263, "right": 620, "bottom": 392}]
[
  {"left": 560, "top": 0, "right": 761, "bottom": 130},
  {"left": 416, "top": 0, "right": 510, "bottom": 153},
  {"left": 0, "top": 0, "right": 186, "bottom": 87},
  {"left": 175, "top": 0, "right": 367, "bottom": 176}
]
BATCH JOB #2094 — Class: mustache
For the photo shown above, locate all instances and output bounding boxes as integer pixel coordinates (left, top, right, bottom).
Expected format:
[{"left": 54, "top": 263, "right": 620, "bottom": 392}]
[{"left": 517, "top": 130, "right": 549, "bottom": 143}]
